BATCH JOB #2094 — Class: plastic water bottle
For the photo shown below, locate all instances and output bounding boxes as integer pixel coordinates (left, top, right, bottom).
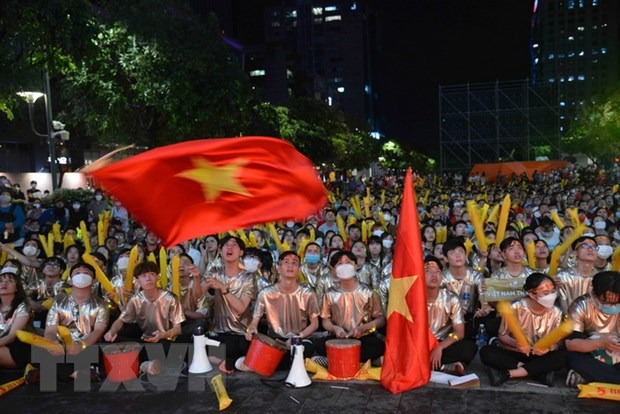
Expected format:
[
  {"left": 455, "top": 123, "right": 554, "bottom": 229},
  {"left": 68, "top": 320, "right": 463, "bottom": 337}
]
[{"left": 476, "top": 324, "right": 488, "bottom": 348}]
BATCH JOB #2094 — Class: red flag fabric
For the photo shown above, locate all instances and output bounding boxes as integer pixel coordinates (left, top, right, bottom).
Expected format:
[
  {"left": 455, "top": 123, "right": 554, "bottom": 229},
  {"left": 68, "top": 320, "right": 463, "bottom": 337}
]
[
  {"left": 380, "top": 168, "right": 431, "bottom": 394},
  {"left": 86, "top": 137, "right": 327, "bottom": 247}
]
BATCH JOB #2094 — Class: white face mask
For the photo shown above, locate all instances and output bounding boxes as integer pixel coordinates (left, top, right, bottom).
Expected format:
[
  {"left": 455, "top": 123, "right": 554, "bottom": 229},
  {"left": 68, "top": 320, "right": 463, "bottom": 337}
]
[
  {"left": 535, "top": 292, "right": 558, "bottom": 309},
  {"left": 0, "top": 266, "right": 18, "bottom": 275},
  {"left": 72, "top": 273, "right": 93, "bottom": 288},
  {"left": 583, "top": 232, "right": 595, "bottom": 238},
  {"left": 594, "top": 221, "right": 606, "bottom": 230},
  {"left": 383, "top": 213, "right": 391, "bottom": 222},
  {"left": 117, "top": 256, "right": 130, "bottom": 270},
  {"left": 597, "top": 245, "right": 613, "bottom": 260},
  {"left": 372, "top": 230, "right": 384, "bottom": 237},
  {"left": 382, "top": 239, "right": 393, "bottom": 249},
  {"left": 23, "top": 245, "right": 38, "bottom": 257},
  {"left": 243, "top": 257, "right": 260, "bottom": 273},
  {"left": 95, "top": 194, "right": 103, "bottom": 201},
  {"left": 335, "top": 263, "right": 356, "bottom": 280},
  {"left": 286, "top": 221, "right": 295, "bottom": 228}
]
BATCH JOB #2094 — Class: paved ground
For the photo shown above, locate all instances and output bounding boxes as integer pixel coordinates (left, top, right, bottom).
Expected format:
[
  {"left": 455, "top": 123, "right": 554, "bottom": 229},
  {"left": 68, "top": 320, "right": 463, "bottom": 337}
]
[{"left": 1, "top": 354, "right": 617, "bottom": 413}]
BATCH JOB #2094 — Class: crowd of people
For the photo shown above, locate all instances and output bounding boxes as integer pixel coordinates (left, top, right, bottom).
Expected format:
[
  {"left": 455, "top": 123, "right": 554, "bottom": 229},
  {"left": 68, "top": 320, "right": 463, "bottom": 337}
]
[{"left": 0, "top": 160, "right": 618, "bottom": 389}]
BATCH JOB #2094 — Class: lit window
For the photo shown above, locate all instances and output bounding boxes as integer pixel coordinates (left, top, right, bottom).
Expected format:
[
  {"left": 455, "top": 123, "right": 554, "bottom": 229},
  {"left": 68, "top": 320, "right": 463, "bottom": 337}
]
[
  {"left": 271, "top": 21, "right": 281, "bottom": 27},
  {"left": 577, "top": 26, "right": 585, "bottom": 31},
  {"left": 568, "top": 52, "right": 575, "bottom": 57},
  {"left": 560, "top": 101, "right": 566, "bottom": 106},
  {"left": 337, "top": 87, "right": 345, "bottom": 93},
  {"left": 548, "top": 53, "right": 555, "bottom": 59},
  {"left": 325, "top": 6, "right": 338, "bottom": 12},
  {"left": 568, "top": 76, "right": 574, "bottom": 81},
  {"left": 593, "top": 0, "right": 598, "bottom": 5},
  {"left": 250, "top": 70, "right": 265, "bottom": 77},
  {"left": 578, "top": 51, "right": 584, "bottom": 56},
  {"left": 601, "top": 48, "right": 607, "bottom": 54},
  {"left": 533, "top": 43, "right": 539, "bottom": 48},
  {"left": 534, "top": 58, "right": 539, "bottom": 64},
  {"left": 549, "top": 78, "right": 556, "bottom": 83},
  {"left": 568, "top": 36, "right": 574, "bottom": 41},
  {"left": 351, "top": 2, "right": 357, "bottom": 10},
  {"left": 325, "top": 15, "right": 341, "bottom": 22},
  {"left": 313, "top": 7, "right": 323, "bottom": 15},
  {"left": 327, "top": 96, "right": 333, "bottom": 106},
  {"left": 578, "top": 75, "right": 585, "bottom": 80}
]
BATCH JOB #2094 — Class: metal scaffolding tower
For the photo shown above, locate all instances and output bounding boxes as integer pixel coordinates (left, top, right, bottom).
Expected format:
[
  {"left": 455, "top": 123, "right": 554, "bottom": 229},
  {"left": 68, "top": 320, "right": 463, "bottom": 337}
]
[{"left": 439, "top": 79, "right": 561, "bottom": 173}]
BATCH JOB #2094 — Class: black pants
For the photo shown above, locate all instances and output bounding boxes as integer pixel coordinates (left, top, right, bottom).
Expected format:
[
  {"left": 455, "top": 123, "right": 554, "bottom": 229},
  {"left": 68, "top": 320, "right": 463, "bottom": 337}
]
[
  {"left": 567, "top": 351, "right": 620, "bottom": 384},
  {"left": 480, "top": 345, "right": 566, "bottom": 377},
  {"left": 439, "top": 339, "right": 477, "bottom": 365},
  {"left": 314, "top": 333, "right": 385, "bottom": 362},
  {"left": 212, "top": 332, "right": 250, "bottom": 371}
]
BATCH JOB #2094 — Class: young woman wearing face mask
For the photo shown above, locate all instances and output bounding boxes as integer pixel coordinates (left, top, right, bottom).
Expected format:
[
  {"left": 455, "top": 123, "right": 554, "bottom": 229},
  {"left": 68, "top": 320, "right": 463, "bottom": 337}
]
[
  {"left": 0, "top": 240, "right": 42, "bottom": 292},
  {"left": 241, "top": 247, "right": 270, "bottom": 293},
  {"left": 480, "top": 273, "right": 566, "bottom": 387},
  {"left": 313, "top": 250, "right": 385, "bottom": 365},
  {"left": 565, "top": 271, "right": 620, "bottom": 386},
  {"left": 300, "top": 242, "right": 324, "bottom": 290}
]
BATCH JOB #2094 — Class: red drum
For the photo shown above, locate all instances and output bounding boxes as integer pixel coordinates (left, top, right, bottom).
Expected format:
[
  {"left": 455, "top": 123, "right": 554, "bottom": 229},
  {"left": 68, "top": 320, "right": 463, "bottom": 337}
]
[
  {"left": 244, "top": 334, "right": 287, "bottom": 377},
  {"left": 102, "top": 342, "right": 140, "bottom": 382},
  {"left": 326, "top": 339, "right": 361, "bottom": 378}
]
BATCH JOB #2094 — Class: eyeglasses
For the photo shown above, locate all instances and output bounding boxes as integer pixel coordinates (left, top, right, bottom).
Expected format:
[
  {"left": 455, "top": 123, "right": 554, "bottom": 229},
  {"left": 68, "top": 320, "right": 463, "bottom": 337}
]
[
  {"left": 578, "top": 244, "right": 598, "bottom": 251},
  {"left": 44, "top": 262, "right": 61, "bottom": 268}
]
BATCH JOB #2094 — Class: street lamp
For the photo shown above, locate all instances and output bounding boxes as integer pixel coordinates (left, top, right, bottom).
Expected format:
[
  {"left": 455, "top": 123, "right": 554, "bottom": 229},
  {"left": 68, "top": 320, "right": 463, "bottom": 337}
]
[{"left": 17, "top": 73, "right": 58, "bottom": 190}]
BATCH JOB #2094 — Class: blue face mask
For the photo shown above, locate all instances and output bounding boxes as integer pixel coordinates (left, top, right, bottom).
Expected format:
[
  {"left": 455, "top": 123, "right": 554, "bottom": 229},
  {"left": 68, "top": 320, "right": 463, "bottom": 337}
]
[
  {"left": 616, "top": 212, "right": 620, "bottom": 219},
  {"left": 466, "top": 224, "right": 474, "bottom": 235},
  {"left": 305, "top": 253, "right": 321, "bottom": 264},
  {"left": 599, "top": 303, "right": 620, "bottom": 315}
]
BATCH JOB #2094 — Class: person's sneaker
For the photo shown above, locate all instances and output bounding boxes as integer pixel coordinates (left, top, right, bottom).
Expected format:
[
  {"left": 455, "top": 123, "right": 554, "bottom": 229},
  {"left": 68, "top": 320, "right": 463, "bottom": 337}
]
[
  {"left": 487, "top": 337, "right": 499, "bottom": 346},
  {"left": 234, "top": 357, "right": 252, "bottom": 372},
  {"left": 565, "top": 369, "right": 586, "bottom": 388},
  {"left": 487, "top": 367, "right": 509, "bottom": 386},
  {"left": 311, "top": 355, "right": 328, "bottom": 368},
  {"left": 441, "top": 362, "right": 465, "bottom": 376},
  {"left": 140, "top": 360, "right": 161, "bottom": 376}
]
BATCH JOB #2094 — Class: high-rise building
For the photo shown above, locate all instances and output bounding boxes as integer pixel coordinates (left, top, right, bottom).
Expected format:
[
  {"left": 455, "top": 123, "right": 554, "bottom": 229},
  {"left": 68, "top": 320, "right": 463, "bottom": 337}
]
[{"left": 530, "top": 0, "right": 620, "bottom": 132}]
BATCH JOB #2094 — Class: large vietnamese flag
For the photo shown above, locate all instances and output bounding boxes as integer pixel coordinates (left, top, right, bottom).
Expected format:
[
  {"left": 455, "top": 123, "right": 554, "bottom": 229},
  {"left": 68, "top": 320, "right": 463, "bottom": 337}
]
[
  {"left": 380, "top": 167, "right": 432, "bottom": 394},
  {"left": 85, "top": 137, "right": 328, "bottom": 247}
]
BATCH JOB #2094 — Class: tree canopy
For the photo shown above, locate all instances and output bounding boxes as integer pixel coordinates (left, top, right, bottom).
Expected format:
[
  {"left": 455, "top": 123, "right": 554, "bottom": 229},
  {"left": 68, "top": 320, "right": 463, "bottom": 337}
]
[
  {"left": 562, "top": 84, "right": 620, "bottom": 165},
  {"left": 0, "top": 0, "right": 424, "bottom": 172}
]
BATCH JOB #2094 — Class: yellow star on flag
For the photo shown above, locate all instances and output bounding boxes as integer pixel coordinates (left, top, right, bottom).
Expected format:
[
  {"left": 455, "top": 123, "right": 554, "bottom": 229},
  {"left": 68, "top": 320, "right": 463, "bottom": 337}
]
[
  {"left": 386, "top": 275, "right": 417, "bottom": 322},
  {"left": 176, "top": 157, "right": 251, "bottom": 203}
]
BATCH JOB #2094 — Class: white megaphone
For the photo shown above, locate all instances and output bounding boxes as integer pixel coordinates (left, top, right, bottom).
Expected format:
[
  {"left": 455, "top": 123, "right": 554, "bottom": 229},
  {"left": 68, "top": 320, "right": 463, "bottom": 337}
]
[
  {"left": 284, "top": 337, "right": 311, "bottom": 388},
  {"left": 189, "top": 326, "right": 221, "bottom": 374}
]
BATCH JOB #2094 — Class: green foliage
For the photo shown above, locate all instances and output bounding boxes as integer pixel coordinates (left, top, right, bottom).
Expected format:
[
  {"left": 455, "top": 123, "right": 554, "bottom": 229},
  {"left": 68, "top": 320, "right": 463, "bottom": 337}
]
[
  {"left": 378, "top": 139, "right": 436, "bottom": 173},
  {"left": 42, "top": 188, "right": 93, "bottom": 207},
  {"left": 563, "top": 85, "right": 620, "bottom": 165},
  {"left": 60, "top": 8, "right": 253, "bottom": 147}
]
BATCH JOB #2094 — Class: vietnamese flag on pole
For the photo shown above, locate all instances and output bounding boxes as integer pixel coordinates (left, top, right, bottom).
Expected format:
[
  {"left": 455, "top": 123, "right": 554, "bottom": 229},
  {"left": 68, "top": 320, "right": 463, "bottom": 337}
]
[
  {"left": 380, "top": 167, "right": 434, "bottom": 394},
  {"left": 85, "top": 137, "right": 328, "bottom": 247}
]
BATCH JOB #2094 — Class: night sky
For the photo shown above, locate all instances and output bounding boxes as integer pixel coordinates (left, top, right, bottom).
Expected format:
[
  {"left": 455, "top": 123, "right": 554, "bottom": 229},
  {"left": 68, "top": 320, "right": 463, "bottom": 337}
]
[{"left": 377, "top": 1, "right": 534, "bottom": 156}]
